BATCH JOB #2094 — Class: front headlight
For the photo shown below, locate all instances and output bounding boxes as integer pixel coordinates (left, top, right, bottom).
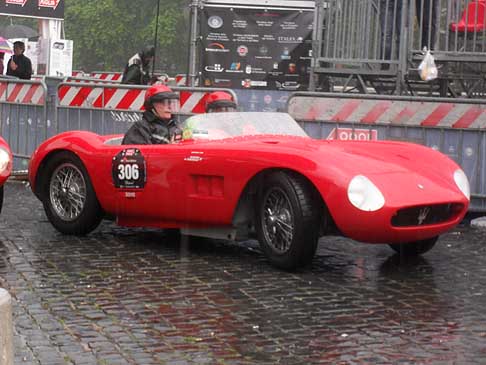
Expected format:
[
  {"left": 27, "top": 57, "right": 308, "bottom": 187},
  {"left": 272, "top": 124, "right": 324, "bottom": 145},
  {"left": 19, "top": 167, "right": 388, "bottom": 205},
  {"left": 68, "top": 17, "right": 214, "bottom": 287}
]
[
  {"left": 0, "top": 147, "right": 10, "bottom": 174},
  {"left": 454, "top": 169, "right": 470, "bottom": 200},
  {"left": 347, "top": 175, "right": 385, "bottom": 211}
]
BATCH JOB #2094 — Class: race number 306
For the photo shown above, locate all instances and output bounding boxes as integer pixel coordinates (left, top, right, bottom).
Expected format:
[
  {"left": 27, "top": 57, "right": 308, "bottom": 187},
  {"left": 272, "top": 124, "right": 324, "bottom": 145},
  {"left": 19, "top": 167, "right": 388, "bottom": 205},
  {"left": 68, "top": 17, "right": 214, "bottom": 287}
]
[
  {"left": 112, "top": 149, "right": 146, "bottom": 189},
  {"left": 117, "top": 163, "right": 140, "bottom": 180}
]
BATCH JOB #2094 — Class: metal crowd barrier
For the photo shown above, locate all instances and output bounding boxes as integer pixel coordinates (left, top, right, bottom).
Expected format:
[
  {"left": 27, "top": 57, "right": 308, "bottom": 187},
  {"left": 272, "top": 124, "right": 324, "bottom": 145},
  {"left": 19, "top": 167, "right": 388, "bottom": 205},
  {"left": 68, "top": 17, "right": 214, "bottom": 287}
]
[
  {"left": 287, "top": 91, "right": 486, "bottom": 212},
  {"left": 89, "top": 71, "right": 123, "bottom": 83},
  {"left": 311, "top": 0, "right": 486, "bottom": 95},
  {"left": 0, "top": 78, "right": 48, "bottom": 171},
  {"left": 55, "top": 81, "right": 238, "bottom": 135},
  {"left": 0, "top": 77, "right": 239, "bottom": 172},
  {"left": 311, "top": 0, "right": 407, "bottom": 87},
  {"left": 417, "top": 0, "right": 486, "bottom": 59},
  {"left": 65, "top": 76, "right": 124, "bottom": 84}
]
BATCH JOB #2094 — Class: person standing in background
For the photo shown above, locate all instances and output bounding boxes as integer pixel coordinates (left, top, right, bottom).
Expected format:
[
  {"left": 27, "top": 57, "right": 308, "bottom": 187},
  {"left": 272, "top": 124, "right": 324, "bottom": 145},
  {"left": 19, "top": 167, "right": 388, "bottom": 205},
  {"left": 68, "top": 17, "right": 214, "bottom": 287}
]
[
  {"left": 0, "top": 52, "right": 5, "bottom": 75},
  {"left": 415, "top": 0, "right": 439, "bottom": 50},
  {"left": 379, "top": 0, "right": 404, "bottom": 68},
  {"left": 379, "top": 0, "right": 439, "bottom": 67},
  {"left": 121, "top": 45, "right": 155, "bottom": 85},
  {"left": 6, "top": 41, "right": 32, "bottom": 80}
]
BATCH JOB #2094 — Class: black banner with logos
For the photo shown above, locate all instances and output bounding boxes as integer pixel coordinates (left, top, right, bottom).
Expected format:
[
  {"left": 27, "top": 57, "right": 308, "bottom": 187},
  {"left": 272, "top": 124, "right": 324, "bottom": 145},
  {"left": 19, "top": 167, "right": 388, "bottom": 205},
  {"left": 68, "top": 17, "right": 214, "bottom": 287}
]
[
  {"left": 201, "top": 6, "right": 313, "bottom": 91},
  {"left": 0, "top": 0, "right": 64, "bottom": 19}
]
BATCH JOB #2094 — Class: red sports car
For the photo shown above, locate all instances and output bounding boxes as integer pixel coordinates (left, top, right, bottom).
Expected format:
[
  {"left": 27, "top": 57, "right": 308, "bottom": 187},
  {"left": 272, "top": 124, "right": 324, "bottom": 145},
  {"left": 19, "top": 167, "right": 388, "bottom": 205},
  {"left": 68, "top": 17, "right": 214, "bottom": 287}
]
[
  {"left": 0, "top": 136, "right": 12, "bottom": 213},
  {"left": 28, "top": 112, "right": 470, "bottom": 269}
]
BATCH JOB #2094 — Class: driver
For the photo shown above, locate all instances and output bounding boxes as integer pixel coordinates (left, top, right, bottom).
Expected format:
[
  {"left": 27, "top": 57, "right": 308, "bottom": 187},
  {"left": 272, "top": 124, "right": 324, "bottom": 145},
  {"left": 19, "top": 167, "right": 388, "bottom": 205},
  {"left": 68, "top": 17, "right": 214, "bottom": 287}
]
[
  {"left": 205, "top": 91, "right": 238, "bottom": 113},
  {"left": 122, "top": 84, "right": 181, "bottom": 145}
]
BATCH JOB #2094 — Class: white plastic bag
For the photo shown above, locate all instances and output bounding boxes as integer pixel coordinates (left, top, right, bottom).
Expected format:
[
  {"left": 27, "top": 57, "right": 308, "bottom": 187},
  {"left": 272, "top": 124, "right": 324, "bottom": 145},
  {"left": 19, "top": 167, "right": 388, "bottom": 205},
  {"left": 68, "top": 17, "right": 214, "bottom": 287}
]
[{"left": 418, "top": 48, "right": 438, "bottom": 81}]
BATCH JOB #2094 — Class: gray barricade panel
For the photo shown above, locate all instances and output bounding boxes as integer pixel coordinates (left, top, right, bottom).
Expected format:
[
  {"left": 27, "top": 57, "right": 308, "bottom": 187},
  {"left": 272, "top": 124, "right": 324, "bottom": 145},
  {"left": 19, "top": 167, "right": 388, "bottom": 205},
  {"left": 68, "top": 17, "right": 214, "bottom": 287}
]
[{"left": 0, "top": 79, "right": 48, "bottom": 170}]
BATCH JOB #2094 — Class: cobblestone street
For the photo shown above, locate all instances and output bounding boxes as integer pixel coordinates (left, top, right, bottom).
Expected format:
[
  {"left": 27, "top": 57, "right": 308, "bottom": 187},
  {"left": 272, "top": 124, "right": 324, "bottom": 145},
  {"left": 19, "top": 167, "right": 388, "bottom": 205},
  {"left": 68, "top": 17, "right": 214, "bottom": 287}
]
[{"left": 1, "top": 181, "right": 486, "bottom": 364}]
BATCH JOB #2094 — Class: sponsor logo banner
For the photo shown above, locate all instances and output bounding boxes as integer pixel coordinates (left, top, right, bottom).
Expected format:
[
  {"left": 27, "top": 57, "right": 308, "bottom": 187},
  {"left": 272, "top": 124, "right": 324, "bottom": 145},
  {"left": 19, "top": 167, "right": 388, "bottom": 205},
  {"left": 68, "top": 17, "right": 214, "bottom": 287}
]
[
  {"left": 38, "top": 0, "right": 61, "bottom": 9},
  {"left": 201, "top": 6, "right": 313, "bottom": 90},
  {"left": 1, "top": 0, "right": 64, "bottom": 18},
  {"left": 6, "top": 0, "right": 27, "bottom": 6}
]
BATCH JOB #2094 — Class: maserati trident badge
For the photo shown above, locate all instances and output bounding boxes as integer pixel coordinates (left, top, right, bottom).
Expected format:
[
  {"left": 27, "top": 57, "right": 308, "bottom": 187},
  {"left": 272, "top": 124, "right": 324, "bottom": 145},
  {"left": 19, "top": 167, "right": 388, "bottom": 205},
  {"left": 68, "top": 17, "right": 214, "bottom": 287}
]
[{"left": 417, "top": 207, "right": 431, "bottom": 225}]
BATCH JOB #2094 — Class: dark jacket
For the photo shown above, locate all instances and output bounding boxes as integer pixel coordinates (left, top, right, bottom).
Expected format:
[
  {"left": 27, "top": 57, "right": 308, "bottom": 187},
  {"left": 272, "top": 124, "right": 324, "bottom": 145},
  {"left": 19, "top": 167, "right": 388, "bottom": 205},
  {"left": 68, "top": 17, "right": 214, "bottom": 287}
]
[
  {"left": 6, "top": 54, "right": 32, "bottom": 80},
  {"left": 122, "top": 111, "right": 181, "bottom": 145},
  {"left": 121, "top": 53, "right": 150, "bottom": 85}
]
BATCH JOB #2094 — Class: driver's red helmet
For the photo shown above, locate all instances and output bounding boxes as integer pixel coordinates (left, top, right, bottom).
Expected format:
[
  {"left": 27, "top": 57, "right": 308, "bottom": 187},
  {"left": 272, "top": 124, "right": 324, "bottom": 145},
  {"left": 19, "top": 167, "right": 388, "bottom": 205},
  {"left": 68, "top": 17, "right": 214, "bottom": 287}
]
[
  {"left": 144, "top": 84, "right": 179, "bottom": 110},
  {"left": 205, "top": 91, "right": 237, "bottom": 113}
]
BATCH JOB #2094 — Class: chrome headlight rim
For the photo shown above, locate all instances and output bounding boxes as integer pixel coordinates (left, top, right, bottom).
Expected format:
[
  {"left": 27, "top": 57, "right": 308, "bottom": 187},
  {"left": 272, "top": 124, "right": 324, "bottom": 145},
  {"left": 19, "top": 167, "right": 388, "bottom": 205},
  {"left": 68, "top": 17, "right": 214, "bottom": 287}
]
[
  {"left": 0, "top": 147, "right": 11, "bottom": 174},
  {"left": 454, "top": 169, "right": 470, "bottom": 201},
  {"left": 347, "top": 174, "right": 385, "bottom": 212}
]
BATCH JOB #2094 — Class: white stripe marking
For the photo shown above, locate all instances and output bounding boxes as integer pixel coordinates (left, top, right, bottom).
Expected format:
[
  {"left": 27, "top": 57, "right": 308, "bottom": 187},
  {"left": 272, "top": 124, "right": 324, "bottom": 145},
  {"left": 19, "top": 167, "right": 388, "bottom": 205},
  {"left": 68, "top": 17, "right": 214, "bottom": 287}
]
[
  {"left": 181, "top": 92, "right": 204, "bottom": 113},
  {"left": 60, "top": 86, "right": 82, "bottom": 106}
]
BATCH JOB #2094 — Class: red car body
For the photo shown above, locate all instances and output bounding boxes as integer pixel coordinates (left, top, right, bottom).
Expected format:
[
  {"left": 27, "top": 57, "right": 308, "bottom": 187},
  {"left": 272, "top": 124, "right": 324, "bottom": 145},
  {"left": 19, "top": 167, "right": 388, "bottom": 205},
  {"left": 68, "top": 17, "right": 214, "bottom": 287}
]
[
  {"left": 0, "top": 136, "right": 11, "bottom": 185},
  {"left": 28, "top": 113, "right": 470, "bottom": 269},
  {"left": 0, "top": 136, "right": 13, "bottom": 213}
]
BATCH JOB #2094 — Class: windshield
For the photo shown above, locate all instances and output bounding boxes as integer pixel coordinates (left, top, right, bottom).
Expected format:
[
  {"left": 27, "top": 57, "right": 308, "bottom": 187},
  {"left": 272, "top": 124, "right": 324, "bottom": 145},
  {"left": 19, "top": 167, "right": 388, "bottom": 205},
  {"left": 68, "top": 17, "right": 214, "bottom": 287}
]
[{"left": 182, "top": 112, "right": 309, "bottom": 141}]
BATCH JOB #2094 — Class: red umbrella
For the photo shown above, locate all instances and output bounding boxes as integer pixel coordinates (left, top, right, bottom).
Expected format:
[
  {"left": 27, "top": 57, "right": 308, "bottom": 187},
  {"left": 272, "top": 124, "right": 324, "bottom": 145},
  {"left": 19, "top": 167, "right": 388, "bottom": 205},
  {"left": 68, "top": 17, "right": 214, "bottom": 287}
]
[{"left": 0, "top": 37, "right": 12, "bottom": 54}]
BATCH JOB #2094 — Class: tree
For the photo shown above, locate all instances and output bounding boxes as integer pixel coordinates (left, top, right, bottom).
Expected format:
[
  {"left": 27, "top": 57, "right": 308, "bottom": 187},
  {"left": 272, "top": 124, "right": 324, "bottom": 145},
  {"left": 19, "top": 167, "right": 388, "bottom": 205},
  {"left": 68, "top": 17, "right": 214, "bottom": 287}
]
[{"left": 64, "top": 0, "right": 189, "bottom": 73}]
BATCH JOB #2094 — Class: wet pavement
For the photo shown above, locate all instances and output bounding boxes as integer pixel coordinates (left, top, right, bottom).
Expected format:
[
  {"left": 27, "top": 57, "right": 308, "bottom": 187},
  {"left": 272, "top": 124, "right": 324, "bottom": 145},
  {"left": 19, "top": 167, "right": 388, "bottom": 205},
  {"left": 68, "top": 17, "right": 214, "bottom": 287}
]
[{"left": 1, "top": 181, "right": 486, "bottom": 365}]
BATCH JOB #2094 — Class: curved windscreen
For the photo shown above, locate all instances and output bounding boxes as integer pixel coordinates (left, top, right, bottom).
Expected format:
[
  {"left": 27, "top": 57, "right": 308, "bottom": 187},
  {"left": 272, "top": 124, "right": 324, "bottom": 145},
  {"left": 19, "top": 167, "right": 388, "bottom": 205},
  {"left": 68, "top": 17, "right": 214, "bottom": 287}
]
[{"left": 182, "top": 112, "right": 309, "bottom": 141}]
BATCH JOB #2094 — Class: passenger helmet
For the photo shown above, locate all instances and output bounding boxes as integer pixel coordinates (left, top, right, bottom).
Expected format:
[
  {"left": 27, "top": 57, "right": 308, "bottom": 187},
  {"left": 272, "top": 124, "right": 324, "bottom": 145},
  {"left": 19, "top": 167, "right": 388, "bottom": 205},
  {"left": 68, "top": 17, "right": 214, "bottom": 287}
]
[
  {"left": 144, "top": 84, "right": 179, "bottom": 112},
  {"left": 205, "top": 91, "right": 237, "bottom": 113}
]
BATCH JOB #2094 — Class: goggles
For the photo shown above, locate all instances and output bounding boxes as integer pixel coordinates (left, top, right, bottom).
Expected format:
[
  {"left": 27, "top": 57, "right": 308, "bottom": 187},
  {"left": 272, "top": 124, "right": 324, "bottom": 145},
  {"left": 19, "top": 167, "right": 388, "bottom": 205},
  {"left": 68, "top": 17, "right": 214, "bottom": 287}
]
[{"left": 152, "top": 98, "right": 180, "bottom": 113}]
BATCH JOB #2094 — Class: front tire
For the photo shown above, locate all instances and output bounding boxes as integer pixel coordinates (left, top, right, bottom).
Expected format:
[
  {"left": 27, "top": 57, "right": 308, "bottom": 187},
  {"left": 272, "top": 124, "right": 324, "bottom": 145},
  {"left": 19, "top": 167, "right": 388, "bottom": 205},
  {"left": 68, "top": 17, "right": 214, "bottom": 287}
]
[
  {"left": 256, "top": 172, "right": 320, "bottom": 270},
  {"left": 42, "top": 152, "right": 103, "bottom": 235},
  {"left": 388, "top": 236, "right": 438, "bottom": 256}
]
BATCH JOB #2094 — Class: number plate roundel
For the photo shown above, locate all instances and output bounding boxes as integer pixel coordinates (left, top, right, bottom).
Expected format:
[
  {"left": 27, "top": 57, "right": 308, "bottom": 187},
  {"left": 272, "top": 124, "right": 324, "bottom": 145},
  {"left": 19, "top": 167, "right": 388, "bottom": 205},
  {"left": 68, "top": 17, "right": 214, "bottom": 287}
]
[{"left": 112, "top": 148, "right": 146, "bottom": 189}]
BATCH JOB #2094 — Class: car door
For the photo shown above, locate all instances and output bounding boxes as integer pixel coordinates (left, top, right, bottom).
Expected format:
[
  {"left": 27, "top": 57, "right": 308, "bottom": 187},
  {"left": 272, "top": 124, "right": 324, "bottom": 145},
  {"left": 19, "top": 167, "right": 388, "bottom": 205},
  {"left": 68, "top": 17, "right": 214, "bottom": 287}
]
[
  {"left": 107, "top": 141, "right": 245, "bottom": 227},
  {"left": 178, "top": 144, "right": 250, "bottom": 226},
  {"left": 110, "top": 143, "right": 189, "bottom": 221}
]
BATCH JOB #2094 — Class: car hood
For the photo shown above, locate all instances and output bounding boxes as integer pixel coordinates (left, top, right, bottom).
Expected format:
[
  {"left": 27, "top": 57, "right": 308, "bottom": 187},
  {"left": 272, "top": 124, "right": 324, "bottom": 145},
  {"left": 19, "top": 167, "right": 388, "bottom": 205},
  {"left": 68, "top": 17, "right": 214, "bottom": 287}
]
[
  {"left": 234, "top": 136, "right": 466, "bottom": 205},
  {"left": 316, "top": 139, "right": 453, "bottom": 174},
  {"left": 309, "top": 139, "right": 466, "bottom": 206},
  {"left": 241, "top": 136, "right": 457, "bottom": 175}
]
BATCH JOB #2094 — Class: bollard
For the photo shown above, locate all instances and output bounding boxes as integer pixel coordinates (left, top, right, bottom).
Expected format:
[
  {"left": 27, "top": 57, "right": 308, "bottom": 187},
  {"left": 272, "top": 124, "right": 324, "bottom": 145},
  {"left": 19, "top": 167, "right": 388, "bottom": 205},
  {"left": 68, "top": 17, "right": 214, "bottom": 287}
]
[{"left": 0, "top": 288, "right": 13, "bottom": 365}]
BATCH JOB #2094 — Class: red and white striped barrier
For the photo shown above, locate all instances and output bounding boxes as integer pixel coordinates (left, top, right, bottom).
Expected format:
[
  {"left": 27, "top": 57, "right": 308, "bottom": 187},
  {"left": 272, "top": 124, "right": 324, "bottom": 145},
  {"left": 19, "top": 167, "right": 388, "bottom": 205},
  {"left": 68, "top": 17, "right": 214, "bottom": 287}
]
[
  {"left": 58, "top": 85, "right": 145, "bottom": 110},
  {"left": 89, "top": 72, "right": 123, "bottom": 82},
  {"left": 179, "top": 91, "right": 208, "bottom": 114},
  {"left": 57, "top": 84, "right": 218, "bottom": 114},
  {"left": 175, "top": 74, "right": 187, "bottom": 86},
  {"left": 0, "top": 81, "right": 46, "bottom": 105},
  {"left": 66, "top": 77, "right": 122, "bottom": 84},
  {"left": 71, "top": 71, "right": 86, "bottom": 77},
  {"left": 288, "top": 95, "right": 486, "bottom": 129}
]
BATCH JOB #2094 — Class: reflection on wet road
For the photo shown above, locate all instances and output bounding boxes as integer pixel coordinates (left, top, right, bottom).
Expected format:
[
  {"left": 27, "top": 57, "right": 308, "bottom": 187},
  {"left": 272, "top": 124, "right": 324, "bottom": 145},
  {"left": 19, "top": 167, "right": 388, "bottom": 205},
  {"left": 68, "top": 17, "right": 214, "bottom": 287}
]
[{"left": 1, "top": 182, "right": 485, "bottom": 364}]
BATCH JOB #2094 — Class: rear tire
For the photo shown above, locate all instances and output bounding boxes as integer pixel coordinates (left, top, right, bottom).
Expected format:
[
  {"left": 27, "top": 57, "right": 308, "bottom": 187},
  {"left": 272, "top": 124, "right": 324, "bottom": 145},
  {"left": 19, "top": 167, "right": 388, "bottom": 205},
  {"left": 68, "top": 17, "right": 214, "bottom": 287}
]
[
  {"left": 388, "top": 236, "right": 438, "bottom": 256},
  {"left": 256, "top": 172, "right": 320, "bottom": 270},
  {"left": 42, "top": 152, "right": 103, "bottom": 235}
]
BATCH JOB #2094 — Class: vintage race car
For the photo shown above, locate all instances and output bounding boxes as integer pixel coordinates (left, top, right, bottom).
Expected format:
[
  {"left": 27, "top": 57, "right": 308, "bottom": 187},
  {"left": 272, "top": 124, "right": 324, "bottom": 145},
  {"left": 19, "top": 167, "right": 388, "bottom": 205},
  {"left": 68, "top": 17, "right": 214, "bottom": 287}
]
[
  {"left": 28, "top": 112, "right": 470, "bottom": 269},
  {"left": 0, "top": 136, "right": 12, "bottom": 213}
]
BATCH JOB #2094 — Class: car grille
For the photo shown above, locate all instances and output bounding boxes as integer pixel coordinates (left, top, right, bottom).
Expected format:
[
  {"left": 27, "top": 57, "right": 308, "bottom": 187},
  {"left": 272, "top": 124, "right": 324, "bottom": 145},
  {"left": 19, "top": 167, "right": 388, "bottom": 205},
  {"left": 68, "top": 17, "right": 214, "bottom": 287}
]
[{"left": 391, "top": 203, "right": 464, "bottom": 227}]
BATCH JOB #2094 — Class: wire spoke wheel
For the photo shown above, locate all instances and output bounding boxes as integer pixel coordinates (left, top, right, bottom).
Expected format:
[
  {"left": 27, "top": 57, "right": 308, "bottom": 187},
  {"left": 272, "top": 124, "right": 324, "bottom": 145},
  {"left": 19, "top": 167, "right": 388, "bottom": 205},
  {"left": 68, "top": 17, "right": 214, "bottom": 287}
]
[
  {"left": 256, "top": 172, "right": 321, "bottom": 270},
  {"left": 261, "top": 186, "right": 295, "bottom": 254},
  {"left": 49, "top": 163, "right": 87, "bottom": 222}
]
